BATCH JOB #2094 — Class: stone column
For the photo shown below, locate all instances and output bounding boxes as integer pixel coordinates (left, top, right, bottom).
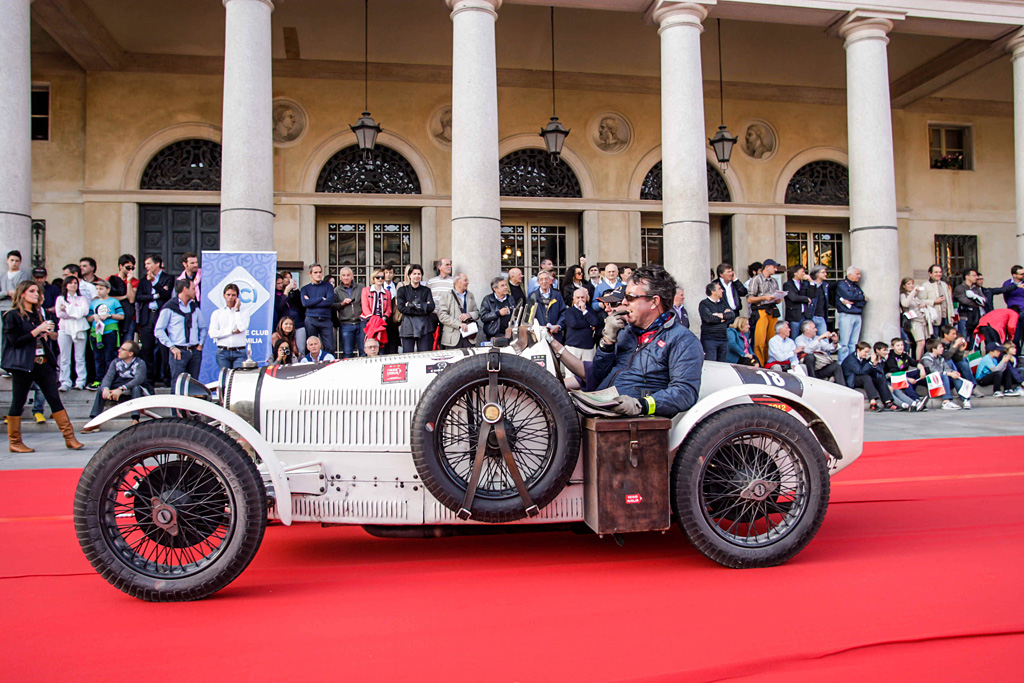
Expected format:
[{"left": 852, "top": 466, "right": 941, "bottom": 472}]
[
  {"left": 447, "top": 0, "right": 502, "bottom": 300},
  {"left": 650, "top": 1, "right": 710, "bottom": 334},
  {"left": 0, "top": 0, "right": 32, "bottom": 261},
  {"left": 220, "top": 0, "right": 275, "bottom": 252},
  {"left": 1010, "top": 29, "right": 1024, "bottom": 265},
  {"left": 839, "top": 12, "right": 902, "bottom": 344}
]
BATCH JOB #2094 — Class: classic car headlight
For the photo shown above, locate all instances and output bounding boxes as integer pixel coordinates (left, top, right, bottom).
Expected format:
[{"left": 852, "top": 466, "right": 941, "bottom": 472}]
[{"left": 173, "top": 374, "right": 214, "bottom": 402}]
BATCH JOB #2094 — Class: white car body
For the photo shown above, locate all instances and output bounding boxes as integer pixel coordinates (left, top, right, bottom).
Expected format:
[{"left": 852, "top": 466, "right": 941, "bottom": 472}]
[{"left": 87, "top": 324, "right": 865, "bottom": 529}]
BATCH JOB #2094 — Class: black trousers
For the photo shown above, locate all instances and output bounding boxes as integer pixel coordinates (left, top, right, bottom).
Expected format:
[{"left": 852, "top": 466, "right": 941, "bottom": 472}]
[
  {"left": 305, "top": 318, "right": 335, "bottom": 355},
  {"left": 139, "top": 322, "right": 170, "bottom": 385},
  {"left": 853, "top": 374, "right": 893, "bottom": 402},
  {"left": 813, "top": 360, "right": 844, "bottom": 384},
  {"left": 91, "top": 385, "right": 148, "bottom": 419},
  {"left": 700, "top": 337, "right": 729, "bottom": 362},
  {"left": 7, "top": 361, "right": 64, "bottom": 417},
  {"left": 978, "top": 370, "right": 1014, "bottom": 393},
  {"left": 978, "top": 325, "right": 1003, "bottom": 352},
  {"left": 402, "top": 334, "right": 433, "bottom": 353}
]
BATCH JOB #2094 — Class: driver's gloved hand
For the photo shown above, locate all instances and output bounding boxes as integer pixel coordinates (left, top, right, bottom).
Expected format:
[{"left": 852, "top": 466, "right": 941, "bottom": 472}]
[
  {"left": 610, "top": 395, "right": 643, "bottom": 417},
  {"left": 602, "top": 313, "right": 627, "bottom": 346}
]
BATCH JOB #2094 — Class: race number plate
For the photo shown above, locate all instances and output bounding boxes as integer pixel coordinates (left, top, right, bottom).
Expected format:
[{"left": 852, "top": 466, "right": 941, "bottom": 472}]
[{"left": 733, "top": 365, "right": 804, "bottom": 397}]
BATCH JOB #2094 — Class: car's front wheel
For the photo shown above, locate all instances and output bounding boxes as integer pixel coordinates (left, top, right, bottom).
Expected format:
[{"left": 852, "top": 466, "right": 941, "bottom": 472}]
[
  {"left": 74, "top": 418, "right": 267, "bottom": 601},
  {"left": 672, "top": 404, "right": 829, "bottom": 568}
]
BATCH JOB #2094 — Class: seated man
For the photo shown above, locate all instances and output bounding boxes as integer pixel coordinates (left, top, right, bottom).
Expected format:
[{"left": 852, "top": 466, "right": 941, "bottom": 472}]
[
  {"left": 299, "top": 335, "right": 336, "bottom": 364},
  {"left": 82, "top": 340, "right": 149, "bottom": 432},
  {"left": 794, "top": 320, "right": 843, "bottom": 383},
  {"left": 767, "top": 321, "right": 804, "bottom": 372},
  {"left": 550, "top": 264, "right": 703, "bottom": 417}
]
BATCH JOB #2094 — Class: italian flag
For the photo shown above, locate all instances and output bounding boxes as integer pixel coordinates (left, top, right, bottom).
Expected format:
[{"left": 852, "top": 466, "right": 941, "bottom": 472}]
[
  {"left": 967, "top": 351, "right": 983, "bottom": 372},
  {"left": 890, "top": 372, "right": 908, "bottom": 390},
  {"left": 925, "top": 372, "right": 945, "bottom": 397}
]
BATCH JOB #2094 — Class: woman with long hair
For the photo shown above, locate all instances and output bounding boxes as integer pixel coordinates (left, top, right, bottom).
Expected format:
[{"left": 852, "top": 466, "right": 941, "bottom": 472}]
[
  {"left": 55, "top": 275, "right": 90, "bottom": 391},
  {"left": 270, "top": 316, "right": 300, "bottom": 364},
  {"left": 560, "top": 264, "right": 594, "bottom": 307},
  {"left": 2, "top": 281, "right": 83, "bottom": 452}
]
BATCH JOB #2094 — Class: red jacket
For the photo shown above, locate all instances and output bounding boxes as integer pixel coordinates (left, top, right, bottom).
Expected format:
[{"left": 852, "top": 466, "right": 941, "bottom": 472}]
[
  {"left": 363, "top": 315, "right": 388, "bottom": 344},
  {"left": 360, "top": 287, "right": 392, "bottom": 320},
  {"left": 975, "top": 308, "right": 1017, "bottom": 343}
]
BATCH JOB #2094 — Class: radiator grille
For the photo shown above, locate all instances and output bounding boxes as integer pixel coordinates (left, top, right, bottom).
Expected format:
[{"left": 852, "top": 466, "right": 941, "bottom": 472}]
[{"left": 297, "top": 387, "right": 420, "bottom": 407}]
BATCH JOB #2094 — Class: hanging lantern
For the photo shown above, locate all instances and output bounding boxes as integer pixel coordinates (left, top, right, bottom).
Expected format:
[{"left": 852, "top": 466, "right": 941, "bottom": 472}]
[
  {"left": 709, "top": 125, "right": 738, "bottom": 170},
  {"left": 351, "top": 112, "right": 381, "bottom": 160},
  {"left": 540, "top": 116, "right": 569, "bottom": 161}
]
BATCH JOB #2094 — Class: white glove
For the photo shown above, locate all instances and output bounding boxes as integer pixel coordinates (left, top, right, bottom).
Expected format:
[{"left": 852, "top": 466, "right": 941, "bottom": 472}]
[{"left": 602, "top": 313, "right": 627, "bottom": 345}]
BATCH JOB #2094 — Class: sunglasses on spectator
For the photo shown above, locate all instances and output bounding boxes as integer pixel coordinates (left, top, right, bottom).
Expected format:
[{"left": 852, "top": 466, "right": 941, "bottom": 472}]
[{"left": 374, "top": 275, "right": 384, "bottom": 280}]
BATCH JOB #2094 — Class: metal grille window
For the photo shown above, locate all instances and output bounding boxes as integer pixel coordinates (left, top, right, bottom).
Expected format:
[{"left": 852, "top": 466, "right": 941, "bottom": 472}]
[
  {"left": 316, "top": 145, "right": 421, "bottom": 194},
  {"left": 784, "top": 161, "right": 849, "bottom": 206},
  {"left": 531, "top": 225, "right": 567, "bottom": 280},
  {"left": 642, "top": 225, "right": 663, "bottom": 266},
  {"left": 786, "top": 232, "right": 808, "bottom": 270},
  {"left": 373, "top": 223, "right": 411, "bottom": 275},
  {"left": 328, "top": 222, "right": 368, "bottom": 283},
  {"left": 929, "top": 125, "right": 972, "bottom": 171},
  {"left": 812, "top": 233, "right": 845, "bottom": 280},
  {"left": 140, "top": 139, "right": 222, "bottom": 191},
  {"left": 31, "top": 86, "right": 49, "bottom": 141},
  {"left": 501, "top": 225, "right": 526, "bottom": 274},
  {"left": 934, "top": 234, "right": 978, "bottom": 289},
  {"left": 499, "top": 149, "right": 582, "bottom": 198},
  {"left": 639, "top": 161, "right": 731, "bottom": 202}
]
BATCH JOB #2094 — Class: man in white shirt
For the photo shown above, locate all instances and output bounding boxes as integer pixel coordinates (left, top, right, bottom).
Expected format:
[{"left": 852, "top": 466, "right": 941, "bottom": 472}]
[
  {"left": 427, "top": 257, "right": 454, "bottom": 307},
  {"left": 208, "top": 283, "right": 250, "bottom": 369},
  {"left": 767, "top": 321, "right": 804, "bottom": 371},
  {"left": 794, "top": 319, "right": 842, "bottom": 382}
]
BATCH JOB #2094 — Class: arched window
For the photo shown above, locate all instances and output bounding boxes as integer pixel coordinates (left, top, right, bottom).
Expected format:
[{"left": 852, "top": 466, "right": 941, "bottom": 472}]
[
  {"left": 784, "top": 160, "right": 849, "bottom": 205},
  {"left": 140, "top": 139, "right": 222, "bottom": 191},
  {"left": 316, "top": 144, "right": 421, "bottom": 194},
  {"left": 639, "top": 161, "right": 731, "bottom": 202},
  {"left": 499, "top": 149, "right": 582, "bottom": 198}
]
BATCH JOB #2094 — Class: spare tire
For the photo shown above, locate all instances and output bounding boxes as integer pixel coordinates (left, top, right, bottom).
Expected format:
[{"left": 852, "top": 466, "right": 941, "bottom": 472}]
[{"left": 411, "top": 352, "right": 580, "bottom": 523}]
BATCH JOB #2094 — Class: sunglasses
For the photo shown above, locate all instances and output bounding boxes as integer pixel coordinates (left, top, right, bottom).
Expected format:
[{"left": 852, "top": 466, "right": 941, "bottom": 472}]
[
  {"left": 374, "top": 275, "right": 384, "bottom": 280},
  {"left": 623, "top": 293, "right": 653, "bottom": 302}
]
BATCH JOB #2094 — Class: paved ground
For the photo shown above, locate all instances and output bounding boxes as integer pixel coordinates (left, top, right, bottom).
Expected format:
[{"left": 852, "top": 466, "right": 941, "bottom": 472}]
[{"left": 2, "top": 405, "right": 1021, "bottom": 471}]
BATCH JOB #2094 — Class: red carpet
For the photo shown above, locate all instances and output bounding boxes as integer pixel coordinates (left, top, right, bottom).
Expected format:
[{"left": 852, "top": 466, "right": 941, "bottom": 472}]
[{"left": 2, "top": 436, "right": 1024, "bottom": 682}]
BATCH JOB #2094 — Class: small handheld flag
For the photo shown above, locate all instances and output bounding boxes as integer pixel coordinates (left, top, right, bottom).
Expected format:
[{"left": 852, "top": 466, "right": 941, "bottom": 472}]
[
  {"left": 966, "top": 351, "right": 982, "bottom": 372},
  {"left": 890, "top": 372, "right": 908, "bottom": 390},
  {"left": 926, "top": 372, "right": 945, "bottom": 397}
]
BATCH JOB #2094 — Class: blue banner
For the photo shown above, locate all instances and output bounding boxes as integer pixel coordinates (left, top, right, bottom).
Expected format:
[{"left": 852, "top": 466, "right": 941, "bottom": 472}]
[{"left": 199, "top": 251, "right": 277, "bottom": 384}]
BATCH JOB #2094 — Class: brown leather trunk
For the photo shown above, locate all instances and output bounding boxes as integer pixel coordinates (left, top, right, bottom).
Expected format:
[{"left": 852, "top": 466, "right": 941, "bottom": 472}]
[{"left": 583, "top": 416, "right": 672, "bottom": 535}]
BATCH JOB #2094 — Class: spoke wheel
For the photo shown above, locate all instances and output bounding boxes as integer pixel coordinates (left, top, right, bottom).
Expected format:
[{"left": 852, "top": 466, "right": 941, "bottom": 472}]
[
  {"left": 412, "top": 353, "right": 580, "bottom": 523},
  {"left": 435, "top": 378, "right": 556, "bottom": 500},
  {"left": 672, "top": 405, "right": 829, "bottom": 568},
  {"left": 75, "top": 419, "right": 266, "bottom": 601}
]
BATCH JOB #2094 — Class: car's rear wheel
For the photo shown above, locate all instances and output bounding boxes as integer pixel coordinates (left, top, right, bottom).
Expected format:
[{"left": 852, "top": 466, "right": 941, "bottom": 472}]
[
  {"left": 74, "top": 419, "right": 266, "bottom": 601},
  {"left": 672, "top": 405, "right": 829, "bottom": 568},
  {"left": 411, "top": 353, "right": 580, "bottom": 523}
]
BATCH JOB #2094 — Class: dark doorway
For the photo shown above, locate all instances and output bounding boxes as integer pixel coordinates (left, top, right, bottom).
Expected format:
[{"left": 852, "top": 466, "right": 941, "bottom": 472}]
[{"left": 139, "top": 205, "right": 220, "bottom": 275}]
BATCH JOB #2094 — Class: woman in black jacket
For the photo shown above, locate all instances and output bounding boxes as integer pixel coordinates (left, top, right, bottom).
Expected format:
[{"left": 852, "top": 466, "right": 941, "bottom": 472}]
[
  {"left": 560, "top": 265, "right": 594, "bottom": 307},
  {"left": 2, "top": 281, "right": 83, "bottom": 452},
  {"left": 395, "top": 264, "right": 436, "bottom": 352}
]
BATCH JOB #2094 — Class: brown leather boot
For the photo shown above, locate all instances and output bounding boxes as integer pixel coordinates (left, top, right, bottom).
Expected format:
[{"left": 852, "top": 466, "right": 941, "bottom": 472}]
[
  {"left": 52, "top": 410, "right": 84, "bottom": 450},
  {"left": 7, "top": 416, "right": 34, "bottom": 453}
]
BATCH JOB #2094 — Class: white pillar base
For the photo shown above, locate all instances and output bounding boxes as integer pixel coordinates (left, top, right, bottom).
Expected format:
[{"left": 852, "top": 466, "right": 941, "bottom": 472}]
[{"left": 0, "top": 0, "right": 32, "bottom": 261}]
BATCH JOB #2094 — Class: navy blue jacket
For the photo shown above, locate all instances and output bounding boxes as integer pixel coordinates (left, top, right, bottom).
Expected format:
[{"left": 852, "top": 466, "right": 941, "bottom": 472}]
[
  {"left": 835, "top": 279, "right": 866, "bottom": 315},
  {"left": 529, "top": 289, "right": 565, "bottom": 330},
  {"left": 563, "top": 305, "right": 599, "bottom": 348},
  {"left": 590, "top": 314, "right": 703, "bottom": 417},
  {"left": 301, "top": 281, "right": 335, "bottom": 319},
  {"left": 841, "top": 354, "right": 882, "bottom": 388}
]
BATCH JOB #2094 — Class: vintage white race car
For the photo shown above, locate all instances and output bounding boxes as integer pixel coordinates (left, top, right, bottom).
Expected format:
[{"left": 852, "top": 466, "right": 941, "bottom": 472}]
[{"left": 74, "top": 314, "right": 864, "bottom": 602}]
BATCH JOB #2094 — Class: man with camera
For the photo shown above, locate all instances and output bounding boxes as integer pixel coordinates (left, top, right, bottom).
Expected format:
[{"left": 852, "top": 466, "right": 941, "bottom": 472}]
[{"left": 550, "top": 264, "right": 703, "bottom": 417}]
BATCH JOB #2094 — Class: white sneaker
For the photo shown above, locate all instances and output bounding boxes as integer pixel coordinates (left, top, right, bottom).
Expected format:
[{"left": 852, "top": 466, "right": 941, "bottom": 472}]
[
  {"left": 1004, "top": 388, "right": 1023, "bottom": 397},
  {"left": 992, "top": 391, "right": 1004, "bottom": 398},
  {"left": 962, "top": 399, "right": 972, "bottom": 410},
  {"left": 59, "top": 383, "right": 70, "bottom": 393},
  {"left": 899, "top": 402, "right": 911, "bottom": 411},
  {"left": 942, "top": 400, "right": 961, "bottom": 411},
  {"left": 915, "top": 398, "right": 929, "bottom": 412}
]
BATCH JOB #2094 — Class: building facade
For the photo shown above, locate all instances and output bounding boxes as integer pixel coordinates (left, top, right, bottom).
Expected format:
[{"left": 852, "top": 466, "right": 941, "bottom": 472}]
[{"left": 5, "top": 0, "right": 1024, "bottom": 341}]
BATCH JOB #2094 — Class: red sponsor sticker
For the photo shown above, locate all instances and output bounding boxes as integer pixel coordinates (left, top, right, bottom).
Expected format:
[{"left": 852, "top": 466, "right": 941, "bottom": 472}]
[
  {"left": 657, "top": 339, "right": 666, "bottom": 348},
  {"left": 625, "top": 493, "right": 643, "bottom": 504},
  {"left": 382, "top": 363, "right": 408, "bottom": 384}
]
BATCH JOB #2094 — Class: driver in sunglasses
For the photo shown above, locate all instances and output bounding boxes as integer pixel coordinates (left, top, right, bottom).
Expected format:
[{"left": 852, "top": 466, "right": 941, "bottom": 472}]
[{"left": 551, "top": 264, "right": 703, "bottom": 417}]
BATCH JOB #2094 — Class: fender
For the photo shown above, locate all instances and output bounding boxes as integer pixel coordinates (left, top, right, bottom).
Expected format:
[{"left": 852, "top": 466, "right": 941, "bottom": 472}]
[
  {"left": 668, "top": 384, "right": 863, "bottom": 474},
  {"left": 83, "top": 395, "right": 293, "bottom": 525}
]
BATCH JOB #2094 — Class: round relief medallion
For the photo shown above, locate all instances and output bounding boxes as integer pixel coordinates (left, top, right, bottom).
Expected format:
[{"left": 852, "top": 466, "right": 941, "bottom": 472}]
[
  {"left": 739, "top": 119, "right": 778, "bottom": 161},
  {"left": 272, "top": 98, "right": 308, "bottom": 147},
  {"left": 589, "top": 112, "right": 632, "bottom": 154},
  {"left": 429, "top": 104, "right": 453, "bottom": 149}
]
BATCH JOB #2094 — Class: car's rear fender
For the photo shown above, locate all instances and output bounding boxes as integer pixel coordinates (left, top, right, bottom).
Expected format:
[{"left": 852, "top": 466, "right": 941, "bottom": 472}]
[
  {"left": 83, "top": 395, "right": 293, "bottom": 525},
  {"left": 669, "top": 385, "right": 863, "bottom": 475}
]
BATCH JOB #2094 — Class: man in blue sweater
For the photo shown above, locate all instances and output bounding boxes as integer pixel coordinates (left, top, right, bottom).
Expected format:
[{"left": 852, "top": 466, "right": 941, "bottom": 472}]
[
  {"left": 835, "top": 266, "right": 866, "bottom": 363},
  {"left": 301, "top": 263, "right": 336, "bottom": 356}
]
